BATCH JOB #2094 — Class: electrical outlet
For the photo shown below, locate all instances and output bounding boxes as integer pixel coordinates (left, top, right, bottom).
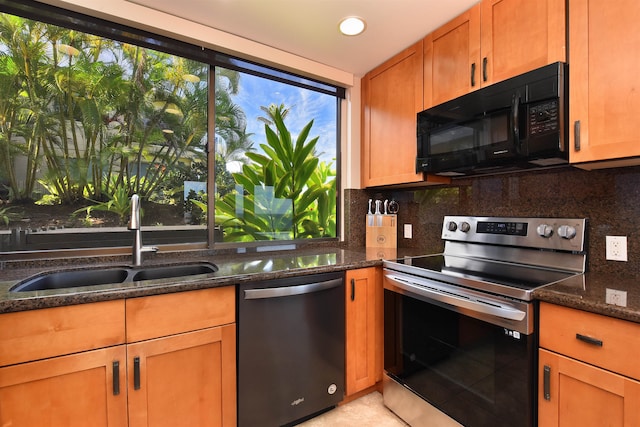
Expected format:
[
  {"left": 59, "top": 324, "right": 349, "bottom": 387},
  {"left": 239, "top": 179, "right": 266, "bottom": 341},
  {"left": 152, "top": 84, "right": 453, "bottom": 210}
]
[
  {"left": 606, "top": 236, "right": 628, "bottom": 261},
  {"left": 404, "top": 224, "right": 412, "bottom": 239},
  {"left": 606, "top": 288, "right": 628, "bottom": 307}
]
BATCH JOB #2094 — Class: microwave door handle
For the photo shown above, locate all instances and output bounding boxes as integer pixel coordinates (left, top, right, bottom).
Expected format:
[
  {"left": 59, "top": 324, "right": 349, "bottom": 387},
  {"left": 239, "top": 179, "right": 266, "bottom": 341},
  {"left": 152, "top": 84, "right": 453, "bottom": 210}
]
[{"left": 512, "top": 93, "right": 521, "bottom": 152}]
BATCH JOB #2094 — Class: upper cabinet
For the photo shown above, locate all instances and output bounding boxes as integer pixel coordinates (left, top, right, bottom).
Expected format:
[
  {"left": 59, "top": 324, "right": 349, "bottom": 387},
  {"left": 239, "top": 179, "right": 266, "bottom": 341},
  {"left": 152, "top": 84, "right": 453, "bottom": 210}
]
[
  {"left": 424, "top": 4, "right": 481, "bottom": 107},
  {"left": 424, "top": 0, "right": 566, "bottom": 108},
  {"left": 361, "top": 41, "right": 425, "bottom": 187},
  {"left": 480, "top": 0, "right": 566, "bottom": 85},
  {"left": 569, "top": 0, "right": 640, "bottom": 166},
  {"left": 361, "top": 42, "right": 450, "bottom": 188}
]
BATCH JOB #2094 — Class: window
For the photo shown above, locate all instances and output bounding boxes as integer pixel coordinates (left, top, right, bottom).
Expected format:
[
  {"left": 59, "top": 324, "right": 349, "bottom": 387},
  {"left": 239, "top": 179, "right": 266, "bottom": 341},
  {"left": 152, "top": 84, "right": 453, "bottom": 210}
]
[
  {"left": 214, "top": 67, "right": 339, "bottom": 242},
  {"left": 0, "top": 0, "right": 342, "bottom": 254}
]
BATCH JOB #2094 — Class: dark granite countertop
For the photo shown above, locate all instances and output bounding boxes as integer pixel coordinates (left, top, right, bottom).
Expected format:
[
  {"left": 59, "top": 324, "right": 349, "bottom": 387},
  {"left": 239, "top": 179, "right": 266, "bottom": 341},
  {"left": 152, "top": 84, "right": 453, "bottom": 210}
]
[
  {"left": 534, "top": 272, "right": 640, "bottom": 324},
  {"left": 5, "top": 246, "right": 639, "bottom": 324},
  {"left": 0, "top": 247, "right": 425, "bottom": 314}
]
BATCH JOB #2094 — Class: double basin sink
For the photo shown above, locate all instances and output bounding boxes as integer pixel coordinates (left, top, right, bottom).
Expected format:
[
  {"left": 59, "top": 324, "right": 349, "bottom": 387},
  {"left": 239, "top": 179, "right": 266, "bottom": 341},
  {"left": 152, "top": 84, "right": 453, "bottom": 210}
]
[{"left": 10, "top": 262, "right": 218, "bottom": 293}]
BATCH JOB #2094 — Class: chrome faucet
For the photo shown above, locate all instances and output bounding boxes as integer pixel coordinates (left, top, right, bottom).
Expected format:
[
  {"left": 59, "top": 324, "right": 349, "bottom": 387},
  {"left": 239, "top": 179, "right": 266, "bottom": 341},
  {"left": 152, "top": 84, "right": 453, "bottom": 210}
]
[{"left": 128, "top": 194, "right": 158, "bottom": 266}]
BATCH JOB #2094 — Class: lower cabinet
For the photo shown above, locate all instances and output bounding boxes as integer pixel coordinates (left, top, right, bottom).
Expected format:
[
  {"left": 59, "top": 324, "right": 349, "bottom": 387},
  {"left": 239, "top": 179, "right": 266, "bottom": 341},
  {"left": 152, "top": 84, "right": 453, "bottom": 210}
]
[
  {"left": 127, "top": 324, "right": 236, "bottom": 427},
  {"left": 0, "top": 345, "right": 128, "bottom": 426},
  {"left": 538, "top": 349, "right": 640, "bottom": 426},
  {"left": 345, "top": 267, "right": 383, "bottom": 396},
  {"left": 0, "top": 286, "right": 236, "bottom": 427},
  {"left": 538, "top": 302, "right": 640, "bottom": 426}
]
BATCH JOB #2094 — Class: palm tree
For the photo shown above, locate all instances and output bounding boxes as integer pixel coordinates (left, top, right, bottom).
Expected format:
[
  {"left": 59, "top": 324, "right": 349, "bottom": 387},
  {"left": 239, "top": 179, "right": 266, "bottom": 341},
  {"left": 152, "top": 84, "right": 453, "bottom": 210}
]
[
  {"left": 257, "top": 103, "right": 291, "bottom": 128},
  {"left": 0, "top": 15, "right": 50, "bottom": 201}
]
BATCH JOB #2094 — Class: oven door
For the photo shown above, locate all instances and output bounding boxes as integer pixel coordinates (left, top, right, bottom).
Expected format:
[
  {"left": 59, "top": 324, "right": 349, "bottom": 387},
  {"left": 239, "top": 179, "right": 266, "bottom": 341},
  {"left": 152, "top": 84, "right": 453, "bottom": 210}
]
[{"left": 383, "top": 270, "right": 535, "bottom": 427}]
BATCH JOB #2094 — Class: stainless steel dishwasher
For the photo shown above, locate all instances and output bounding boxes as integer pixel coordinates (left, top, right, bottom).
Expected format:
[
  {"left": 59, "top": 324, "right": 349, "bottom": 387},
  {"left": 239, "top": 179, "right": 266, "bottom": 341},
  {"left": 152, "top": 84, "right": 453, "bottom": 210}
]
[{"left": 237, "top": 271, "right": 345, "bottom": 427}]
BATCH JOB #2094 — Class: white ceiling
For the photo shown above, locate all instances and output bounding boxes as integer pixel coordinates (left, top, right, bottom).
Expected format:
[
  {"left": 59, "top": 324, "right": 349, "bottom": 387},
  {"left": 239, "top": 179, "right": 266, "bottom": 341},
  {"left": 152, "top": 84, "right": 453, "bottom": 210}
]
[{"left": 128, "top": 0, "right": 478, "bottom": 76}]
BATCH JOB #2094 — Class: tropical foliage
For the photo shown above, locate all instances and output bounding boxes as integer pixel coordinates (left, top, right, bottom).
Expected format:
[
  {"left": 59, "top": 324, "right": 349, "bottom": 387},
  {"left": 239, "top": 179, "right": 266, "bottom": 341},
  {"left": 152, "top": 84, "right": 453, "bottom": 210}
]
[
  {"left": 0, "top": 11, "right": 337, "bottom": 245},
  {"left": 215, "top": 106, "right": 336, "bottom": 241}
]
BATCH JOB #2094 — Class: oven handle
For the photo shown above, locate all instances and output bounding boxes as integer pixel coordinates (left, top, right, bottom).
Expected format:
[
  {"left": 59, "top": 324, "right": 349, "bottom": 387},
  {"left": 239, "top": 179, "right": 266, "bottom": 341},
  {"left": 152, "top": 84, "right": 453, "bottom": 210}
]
[{"left": 384, "top": 273, "right": 526, "bottom": 321}]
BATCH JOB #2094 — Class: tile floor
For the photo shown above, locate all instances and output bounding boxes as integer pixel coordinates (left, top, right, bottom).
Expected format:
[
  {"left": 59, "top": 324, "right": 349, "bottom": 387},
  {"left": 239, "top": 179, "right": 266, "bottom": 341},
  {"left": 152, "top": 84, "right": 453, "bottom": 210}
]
[{"left": 296, "top": 392, "right": 408, "bottom": 427}]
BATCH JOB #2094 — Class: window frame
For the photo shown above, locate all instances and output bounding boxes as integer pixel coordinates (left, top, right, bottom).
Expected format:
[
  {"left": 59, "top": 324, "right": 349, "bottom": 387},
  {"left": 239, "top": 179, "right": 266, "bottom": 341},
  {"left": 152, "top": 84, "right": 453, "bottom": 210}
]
[{"left": 0, "top": 0, "right": 344, "bottom": 257}]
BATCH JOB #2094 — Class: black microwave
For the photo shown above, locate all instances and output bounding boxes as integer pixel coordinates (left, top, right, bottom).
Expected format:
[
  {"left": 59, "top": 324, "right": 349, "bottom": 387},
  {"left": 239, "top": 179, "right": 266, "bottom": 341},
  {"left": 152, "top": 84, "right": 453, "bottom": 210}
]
[{"left": 417, "top": 62, "right": 568, "bottom": 176}]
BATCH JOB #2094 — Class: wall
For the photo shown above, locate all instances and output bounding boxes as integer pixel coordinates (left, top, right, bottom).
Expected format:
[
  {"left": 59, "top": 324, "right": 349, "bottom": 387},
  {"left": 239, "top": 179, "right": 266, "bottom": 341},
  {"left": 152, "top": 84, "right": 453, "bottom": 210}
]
[{"left": 346, "top": 165, "right": 640, "bottom": 277}]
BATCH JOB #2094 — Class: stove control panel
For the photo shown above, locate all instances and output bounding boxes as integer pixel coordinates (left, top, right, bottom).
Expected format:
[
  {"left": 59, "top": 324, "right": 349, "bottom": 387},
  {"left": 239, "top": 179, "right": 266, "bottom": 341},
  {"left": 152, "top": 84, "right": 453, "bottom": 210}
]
[{"left": 442, "top": 216, "right": 587, "bottom": 252}]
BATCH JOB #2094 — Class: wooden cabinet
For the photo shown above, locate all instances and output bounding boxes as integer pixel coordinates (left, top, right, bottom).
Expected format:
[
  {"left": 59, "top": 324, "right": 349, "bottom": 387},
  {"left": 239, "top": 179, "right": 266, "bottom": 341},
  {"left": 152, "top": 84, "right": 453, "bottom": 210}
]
[
  {"left": 345, "top": 267, "right": 383, "bottom": 396},
  {"left": 424, "top": 0, "right": 565, "bottom": 108},
  {"left": 0, "top": 287, "right": 236, "bottom": 427},
  {"left": 0, "top": 346, "right": 128, "bottom": 426},
  {"left": 538, "top": 302, "right": 640, "bottom": 426},
  {"left": 361, "top": 41, "right": 426, "bottom": 187},
  {"left": 569, "top": 0, "right": 640, "bottom": 166},
  {"left": 480, "top": 0, "right": 565, "bottom": 85},
  {"left": 125, "top": 287, "right": 236, "bottom": 427},
  {"left": 127, "top": 326, "right": 235, "bottom": 427},
  {"left": 0, "top": 301, "right": 127, "bottom": 427},
  {"left": 424, "top": 4, "right": 481, "bottom": 107}
]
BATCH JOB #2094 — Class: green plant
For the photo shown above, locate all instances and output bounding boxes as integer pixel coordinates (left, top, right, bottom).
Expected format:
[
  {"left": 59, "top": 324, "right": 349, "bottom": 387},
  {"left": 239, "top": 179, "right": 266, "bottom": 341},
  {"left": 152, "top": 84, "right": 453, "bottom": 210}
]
[
  {"left": 0, "top": 205, "right": 23, "bottom": 227},
  {"left": 215, "top": 107, "right": 336, "bottom": 241},
  {"left": 184, "top": 189, "right": 207, "bottom": 225},
  {"left": 75, "top": 185, "right": 133, "bottom": 225}
]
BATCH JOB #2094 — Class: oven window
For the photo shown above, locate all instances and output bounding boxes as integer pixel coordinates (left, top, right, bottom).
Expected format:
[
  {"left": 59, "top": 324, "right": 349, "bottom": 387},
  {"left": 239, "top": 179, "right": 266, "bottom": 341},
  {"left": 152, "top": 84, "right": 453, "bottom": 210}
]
[{"left": 384, "top": 290, "right": 534, "bottom": 427}]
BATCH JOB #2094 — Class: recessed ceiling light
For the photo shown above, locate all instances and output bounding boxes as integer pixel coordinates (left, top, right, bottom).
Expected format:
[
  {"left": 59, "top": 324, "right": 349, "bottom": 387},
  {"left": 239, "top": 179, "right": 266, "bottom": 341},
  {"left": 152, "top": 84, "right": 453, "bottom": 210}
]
[{"left": 339, "top": 16, "right": 366, "bottom": 36}]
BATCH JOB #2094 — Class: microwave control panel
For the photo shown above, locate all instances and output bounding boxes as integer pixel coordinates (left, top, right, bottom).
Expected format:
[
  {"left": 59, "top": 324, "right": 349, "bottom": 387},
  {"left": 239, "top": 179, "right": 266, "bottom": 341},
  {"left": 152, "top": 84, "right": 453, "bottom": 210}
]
[{"left": 528, "top": 100, "right": 559, "bottom": 135}]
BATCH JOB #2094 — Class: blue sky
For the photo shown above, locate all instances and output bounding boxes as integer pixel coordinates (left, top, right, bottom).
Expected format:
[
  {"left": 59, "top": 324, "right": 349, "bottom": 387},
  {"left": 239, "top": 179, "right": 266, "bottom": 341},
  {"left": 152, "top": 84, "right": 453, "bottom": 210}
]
[{"left": 232, "top": 73, "right": 338, "bottom": 165}]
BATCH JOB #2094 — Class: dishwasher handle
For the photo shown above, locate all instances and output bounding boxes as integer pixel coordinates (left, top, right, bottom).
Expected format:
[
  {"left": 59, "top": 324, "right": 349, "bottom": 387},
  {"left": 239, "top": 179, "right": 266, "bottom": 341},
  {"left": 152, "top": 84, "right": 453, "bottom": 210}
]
[
  {"left": 385, "top": 273, "right": 526, "bottom": 321},
  {"left": 244, "top": 277, "right": 343, "bottom": 300}
]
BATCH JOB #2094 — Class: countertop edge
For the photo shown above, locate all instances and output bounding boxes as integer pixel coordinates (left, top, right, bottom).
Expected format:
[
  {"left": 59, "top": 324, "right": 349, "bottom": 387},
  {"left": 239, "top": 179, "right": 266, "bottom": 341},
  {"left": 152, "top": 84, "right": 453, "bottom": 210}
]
[{"left": 0, "top": 249, "right": 386, "bottom": 313}]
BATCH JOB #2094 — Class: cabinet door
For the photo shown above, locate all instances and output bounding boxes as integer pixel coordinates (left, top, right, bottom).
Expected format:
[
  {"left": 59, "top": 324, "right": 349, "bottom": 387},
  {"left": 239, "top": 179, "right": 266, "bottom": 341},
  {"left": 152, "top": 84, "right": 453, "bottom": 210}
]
[
  {"left": 539, "top": 349, "right": 640, "bottom": 426},
  {"left": 569, "top": 0, "right": 640, "bottom": 164},
  {"left": 362, "top": 41, "right": 424, "bottom": 187},
  {"left": 481, "top": 0, "right": 565, "bottom": 85},
  {"left": 424, "top": 4, "right": 481, "bottom": 108},
  {"left": 345, "top": 268, "right": 382, "bottom": 396},
  {"left": 0, "top": 346, "right": 127, "bottom": 427},
  {"left": 127, "top": 324, "right": 236, "bottom": 427}
]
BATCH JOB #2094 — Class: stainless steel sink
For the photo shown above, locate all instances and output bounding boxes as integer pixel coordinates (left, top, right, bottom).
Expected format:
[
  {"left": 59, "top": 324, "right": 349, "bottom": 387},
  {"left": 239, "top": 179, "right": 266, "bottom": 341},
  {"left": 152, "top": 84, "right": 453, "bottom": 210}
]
[{"left": 10, "top": 262, "right": 218, "bottom": 292}]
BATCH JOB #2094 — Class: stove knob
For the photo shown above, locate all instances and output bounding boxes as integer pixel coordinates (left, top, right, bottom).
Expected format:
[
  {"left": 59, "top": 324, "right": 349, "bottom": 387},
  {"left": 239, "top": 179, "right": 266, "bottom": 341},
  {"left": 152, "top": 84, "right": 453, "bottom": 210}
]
[
  {"left": 460, "top": 222, "right": 471, "bottom": 232},
  {"left": 447, "top": 221, "right": 457, "bottom": 232},
  {"left": 558, "top": 225, "right": 577, "bottom": 239},
  {"left": 537, "top": 224, "right": 553, "bottom": 238}
]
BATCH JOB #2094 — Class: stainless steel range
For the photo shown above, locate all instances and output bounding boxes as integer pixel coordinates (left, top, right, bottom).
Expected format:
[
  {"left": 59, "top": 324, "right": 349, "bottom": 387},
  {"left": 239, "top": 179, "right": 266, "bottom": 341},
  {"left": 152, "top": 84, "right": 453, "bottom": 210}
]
[{"left": 382, "top": 216, "right": 587, "bottom": 427}]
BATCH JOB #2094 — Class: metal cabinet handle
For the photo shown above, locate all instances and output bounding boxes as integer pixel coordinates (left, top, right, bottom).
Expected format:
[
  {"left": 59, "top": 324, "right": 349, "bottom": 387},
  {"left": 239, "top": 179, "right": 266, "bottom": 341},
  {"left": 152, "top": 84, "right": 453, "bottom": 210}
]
[
  {"left": 133, "top": 356, "right": 141, "bottom": 390},
  {"left": 112, "top": 361, "right": 120, "bottom": 396},
  {"left": 471, "top": 63, "right": 476, "bottom": 87},
  {"left": 574, "top": 120, "right": 581, "bottom": 151},
  {"left": 543, "top": 365, "right": 551, "bottom": 401},
  {"left": 576, "top": 333, "right": 603, "bottom": 347},
  {"left": 350, "top": 278, "right": 355, "bottom": 301},
  {"left": 482, "top": 57, "right": 488, "bottom": 82}
]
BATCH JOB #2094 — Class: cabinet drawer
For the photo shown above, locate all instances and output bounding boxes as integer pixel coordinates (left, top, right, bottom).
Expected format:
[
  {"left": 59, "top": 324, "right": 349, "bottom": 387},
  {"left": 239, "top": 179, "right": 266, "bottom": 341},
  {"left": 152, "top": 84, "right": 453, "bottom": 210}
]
[
  {"left": 539, "top": 302, "right": 640, "bottom": 379},
  {"left": 126, "top": 286, "right": 235, "bottom": 342},
  {"left": 0, "top": 300, "right": 126, "bottom": 366}
]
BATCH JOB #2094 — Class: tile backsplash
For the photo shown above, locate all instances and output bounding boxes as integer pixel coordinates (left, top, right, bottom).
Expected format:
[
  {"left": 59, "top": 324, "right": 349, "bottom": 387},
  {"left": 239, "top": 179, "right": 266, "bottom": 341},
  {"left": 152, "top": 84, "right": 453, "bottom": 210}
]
[{"left": 346, "top": 165, "right": 640, "bottom": 276}]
